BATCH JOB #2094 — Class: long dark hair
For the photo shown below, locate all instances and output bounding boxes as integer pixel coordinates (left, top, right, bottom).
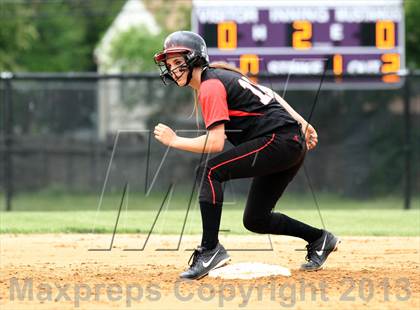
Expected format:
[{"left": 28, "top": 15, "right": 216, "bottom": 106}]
[{"left": 209, "top": 61, "right": 245, "bottom": 75}]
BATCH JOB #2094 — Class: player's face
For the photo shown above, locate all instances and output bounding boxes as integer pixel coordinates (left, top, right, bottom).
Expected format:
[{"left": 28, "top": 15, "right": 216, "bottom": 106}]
[{"left": 165, "top": 55, "right": 189, "bottom": 86}]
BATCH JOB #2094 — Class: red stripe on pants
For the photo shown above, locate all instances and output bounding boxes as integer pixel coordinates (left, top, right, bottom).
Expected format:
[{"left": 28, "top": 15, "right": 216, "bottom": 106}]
[{"left": 207, "top": 133, "right": 276, "bottom": 205}]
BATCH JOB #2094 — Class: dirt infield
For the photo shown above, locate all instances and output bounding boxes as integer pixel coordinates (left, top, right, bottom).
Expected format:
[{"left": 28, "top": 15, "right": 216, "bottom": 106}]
[{"left": 0, "top": 234, "right": 419, "bottom": 309}]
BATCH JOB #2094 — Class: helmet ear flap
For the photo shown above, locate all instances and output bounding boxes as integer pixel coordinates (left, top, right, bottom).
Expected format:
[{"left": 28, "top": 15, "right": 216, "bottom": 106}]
[
  {"left": 184, "top": 51, "right": 195, "bottom": 66},
  {"left": 185, "top": 50, "right": 207, "bottom": 69}
]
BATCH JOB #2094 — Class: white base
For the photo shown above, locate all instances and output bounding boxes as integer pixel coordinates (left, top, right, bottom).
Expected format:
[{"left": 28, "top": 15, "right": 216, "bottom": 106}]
[{"left": 208, "top": 262, "right": 291, "bottom": 279}]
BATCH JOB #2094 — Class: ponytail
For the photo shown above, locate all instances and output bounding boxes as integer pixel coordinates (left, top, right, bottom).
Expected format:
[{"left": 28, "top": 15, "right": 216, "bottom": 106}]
[
  {"left": 209, "top": 61, "right": 246, "bottom": 76},
  {"left": 193, "top": 89, "right": 200, "bottom": 131}
]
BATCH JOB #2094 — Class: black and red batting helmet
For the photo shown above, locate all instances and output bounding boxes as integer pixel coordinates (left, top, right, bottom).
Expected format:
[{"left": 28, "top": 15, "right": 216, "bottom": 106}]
[{"left": 154, "top": 31, "right": 209, "bottom": 85}]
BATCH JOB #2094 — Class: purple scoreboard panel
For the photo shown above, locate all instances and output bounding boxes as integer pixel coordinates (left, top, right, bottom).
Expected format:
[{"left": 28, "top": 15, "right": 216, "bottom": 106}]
[{"left": 192, "top": 0, "right": 405, "bottom": 89}]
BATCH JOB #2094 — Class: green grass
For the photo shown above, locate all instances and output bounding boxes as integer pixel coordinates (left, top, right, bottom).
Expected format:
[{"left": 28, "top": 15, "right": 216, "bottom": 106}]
[
  {"left": 1, "top": 209, "right": 419, "bottom": 236},
  {"left": 1, "top": 190, "right": 419, "bottom": 211},
  {"left": 0, "top": 191, "right": 419, "bottom": 236}
]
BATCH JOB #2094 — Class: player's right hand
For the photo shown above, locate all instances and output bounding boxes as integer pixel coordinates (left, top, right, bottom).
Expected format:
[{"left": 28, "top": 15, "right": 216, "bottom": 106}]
[{"left": 154, "top": 123, "right": 177, "bottom": 147}]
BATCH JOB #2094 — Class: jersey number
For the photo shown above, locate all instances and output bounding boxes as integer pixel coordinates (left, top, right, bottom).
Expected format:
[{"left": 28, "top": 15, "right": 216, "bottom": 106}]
[{"left": 238, "top": 77, "right": 275, "bottom": 105}]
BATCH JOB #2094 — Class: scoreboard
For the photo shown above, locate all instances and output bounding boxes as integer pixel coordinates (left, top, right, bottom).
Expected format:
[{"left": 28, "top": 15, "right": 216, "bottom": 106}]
[{"left": 192, "top": 0, "right": 405, "bottom": 87}]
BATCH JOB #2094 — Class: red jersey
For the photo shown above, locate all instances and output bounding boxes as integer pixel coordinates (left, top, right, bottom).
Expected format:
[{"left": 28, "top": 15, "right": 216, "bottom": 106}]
[{"left": 198, "top": 67, "right": 298, "bottom": 146}]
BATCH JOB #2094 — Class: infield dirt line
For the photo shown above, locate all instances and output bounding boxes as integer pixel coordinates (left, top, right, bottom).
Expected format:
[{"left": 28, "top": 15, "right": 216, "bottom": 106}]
[{"left": 0, "top": 234, "right": 419, "bottom": 309}]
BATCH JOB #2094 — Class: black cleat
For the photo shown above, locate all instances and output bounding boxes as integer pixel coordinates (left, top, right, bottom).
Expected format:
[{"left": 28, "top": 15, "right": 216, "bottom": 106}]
[
  {"left": 300, "top": 230, "right": 340, "bottom": 271},
  {"left": 180, "top": 242, "right": 230, "bottom": 280}
]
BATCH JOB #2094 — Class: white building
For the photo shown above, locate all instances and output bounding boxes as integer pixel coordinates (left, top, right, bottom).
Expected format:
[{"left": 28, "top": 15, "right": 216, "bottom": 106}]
[{"left": 94, "top": 0, "right": 161, "bottom": 140}]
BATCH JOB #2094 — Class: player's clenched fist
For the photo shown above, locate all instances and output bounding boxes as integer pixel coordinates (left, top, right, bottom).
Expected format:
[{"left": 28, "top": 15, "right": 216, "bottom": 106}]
[
  {"left": 154, "top": 123, "right": 177, "bottom": 146},
  {"left": 305, "top": 124, "right": 318, "bottom": 150}
]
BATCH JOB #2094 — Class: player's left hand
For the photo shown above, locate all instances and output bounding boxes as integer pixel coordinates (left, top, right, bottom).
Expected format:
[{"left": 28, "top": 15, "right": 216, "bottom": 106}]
[
  {"left": 305, "top": 124, "right": 318, "bottom": 150},
  {"left": 154, "top": 123, "right": 177, "bottom": 146}
]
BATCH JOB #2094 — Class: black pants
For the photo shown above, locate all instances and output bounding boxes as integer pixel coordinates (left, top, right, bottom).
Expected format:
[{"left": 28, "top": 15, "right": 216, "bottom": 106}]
[{"left": 196, "top": 123, "right": 323, "bottom": 249}]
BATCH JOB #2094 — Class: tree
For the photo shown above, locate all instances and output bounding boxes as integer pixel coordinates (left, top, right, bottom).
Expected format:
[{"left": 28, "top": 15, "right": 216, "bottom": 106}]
[
  {"left": 18, "top": 1, "right": 89, "bottom": 71},
  {"left": 406, "top": 0, "right": 420, "bottom": 68},
  {"left": 0, "top": 3, "right": 38, "bottom": 71},
  {"left": 69, "top": 0, "right": 126, "bottom": 71},
  {"left": 0, "top": 0, "right": 124, "bottom": 72}
]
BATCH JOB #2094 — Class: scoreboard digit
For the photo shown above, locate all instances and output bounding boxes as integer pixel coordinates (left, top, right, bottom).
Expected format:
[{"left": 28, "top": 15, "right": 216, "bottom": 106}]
[
  {"left": 240, "top": 54, "right": 259, "bottom": 83},
  {"left": 376, "top": 21, "right": 395, "bottom": 49},
  {"left": 217, "top": 21, "right": 237, "bottom": 49},
  {"left": 192, "top": 0, "right": 405, "bottom": 88},
  {"left": 333, "top": 54, "right": 343, "bottom": 75},
  {"left": 240, "top": 54, "right": 259, "bottom": 75},
  {"left": 292, "top": 21, "right": 312, "bottom": 50}
]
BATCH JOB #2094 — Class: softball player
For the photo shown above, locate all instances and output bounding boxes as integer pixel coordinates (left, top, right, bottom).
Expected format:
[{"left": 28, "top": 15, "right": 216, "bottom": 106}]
[{"left": 153, "top": 31, "right": 340, "bottom": 280}]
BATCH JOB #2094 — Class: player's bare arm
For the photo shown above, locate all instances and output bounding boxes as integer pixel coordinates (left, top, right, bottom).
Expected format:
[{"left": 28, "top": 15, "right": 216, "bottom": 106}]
[
  {"left": 154, "top": 122, "right": 225, "bottom": 153},
  {"left": 273, "top": 92, "right": 318, "bottom": 150}
]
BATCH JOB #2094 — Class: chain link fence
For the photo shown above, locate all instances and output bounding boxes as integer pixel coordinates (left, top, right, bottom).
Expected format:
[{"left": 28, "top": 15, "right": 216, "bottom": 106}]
[{"left": 1, "top": 72, "right": 418, "bottom": 211}]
